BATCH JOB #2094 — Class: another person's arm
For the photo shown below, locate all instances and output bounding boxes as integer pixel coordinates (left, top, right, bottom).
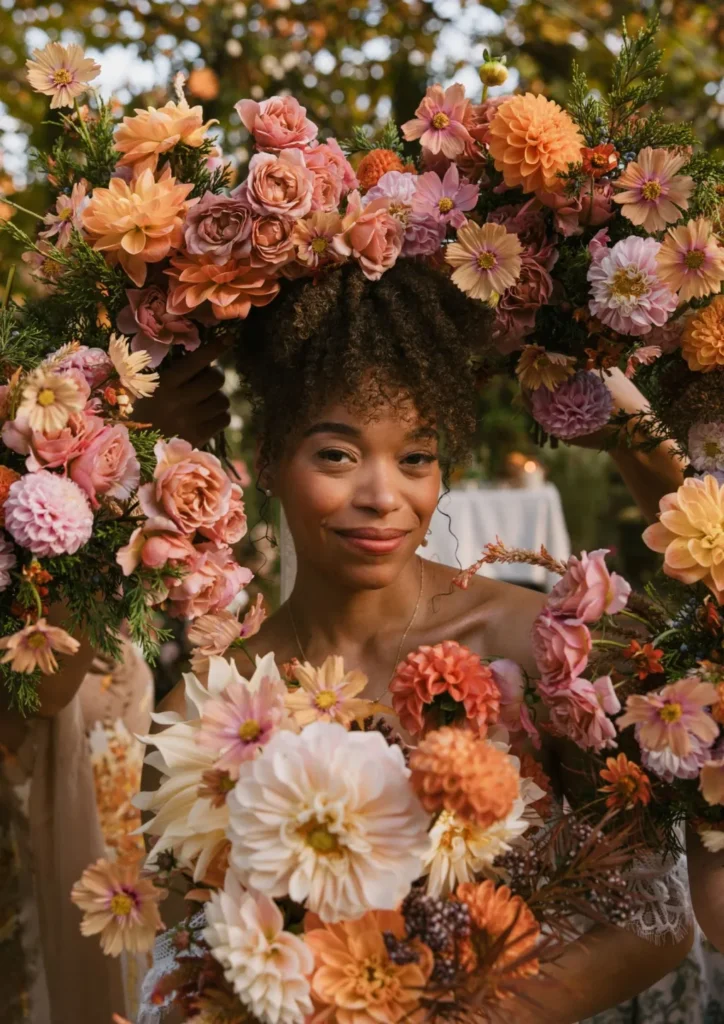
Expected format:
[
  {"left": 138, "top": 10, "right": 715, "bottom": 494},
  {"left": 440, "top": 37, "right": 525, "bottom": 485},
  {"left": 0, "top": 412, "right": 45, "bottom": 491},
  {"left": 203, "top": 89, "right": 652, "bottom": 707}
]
[{"left": 687, "top": 824, "right": 724, "bottom": 955}]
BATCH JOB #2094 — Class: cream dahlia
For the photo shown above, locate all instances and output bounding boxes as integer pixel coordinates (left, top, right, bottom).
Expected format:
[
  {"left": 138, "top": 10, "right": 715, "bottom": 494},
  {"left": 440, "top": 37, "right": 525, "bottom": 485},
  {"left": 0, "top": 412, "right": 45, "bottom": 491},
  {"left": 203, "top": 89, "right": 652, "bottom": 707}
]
[
  {"left": 136, "top": 653, "right": 281, "bottom": 881},
  {"left": 204, "top": 870, "right": 313, "bottom": 1024},
  {"left": 115, "top": 98, "right": 216, "bottom": 175},
  {"left": 445, "top": 221, "right": 523, "bottom": 302},
  {"left": 643, "top": 474, "right": 724, "bottom": 601},
  {"left": 26, "top": 42, "right": 100, "bottom": 108},
  {"left": 656, "top": 218, "right": 724, "bottom": 302},
  {"left": 613, "top": 147, "right": 693, "bottom": 233},
  {"left": 227, "top": 721, "right": 430, "bottom": 922},
  {"left": 70, "top": 857, "right": 163, "bottom": 957}
]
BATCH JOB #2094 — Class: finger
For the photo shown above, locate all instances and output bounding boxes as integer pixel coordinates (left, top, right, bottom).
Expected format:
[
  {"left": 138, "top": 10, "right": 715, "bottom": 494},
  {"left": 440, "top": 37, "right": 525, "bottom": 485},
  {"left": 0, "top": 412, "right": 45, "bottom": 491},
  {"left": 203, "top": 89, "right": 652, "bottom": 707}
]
[
  {"left": 184, "top": 366, "right": 227, "bottom": 403},
  {"left": 192, "top": 412, "right": 232, "bottom": 447},
  {"left": 161, "top": 336, "right": 230, "bottom": 386},
  {"left": 196, "top": 392, "right": 231, "bottom": 422}
]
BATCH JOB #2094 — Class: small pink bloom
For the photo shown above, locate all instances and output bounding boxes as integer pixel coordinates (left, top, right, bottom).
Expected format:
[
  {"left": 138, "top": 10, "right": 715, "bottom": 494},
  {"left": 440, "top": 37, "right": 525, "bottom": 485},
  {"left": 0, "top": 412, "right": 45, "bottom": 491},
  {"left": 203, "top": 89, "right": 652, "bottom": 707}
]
[
  {"left": 199, "top": 482, "right": 247, "bottom": 546},
  {"left": 332, "top": 191, "right": 404, "bottom": 281},
  {"left": 2, "top": 416, "right": 32, "bottom": 456},
  {"left": 588, "top": 228, "right": 610, "bottom": 263},
  {"left": 235, "top": 95, "right": 318, "bottom": 151},
  {"left": 548, "top": 549, "right": 631, "bottom": 623},
  {"left": 490, "top": 658, "right": 541, "bottom": 748},
  {"left": 240, "top": 592, "right": 267, "bottom": 639},
  {"left": 402, "top": 83, "right": 472, "bottom": 160},
  {"left": 0, "top": 617, "right": 79, "bottom": 674},
  {"left": 56, "top": 345, "right": 114, "bottom": 389},
  {"left": 70, "top": 422, "right": 140, "bottom": 508},
  {"left": 116, "top": 516, "right": 196, "bottom": 577},
  {"left": 292, "top": 212, "right": 344, "bottom": 269},
  {"left": 4, "top": 471, "right": 93, "bottom": 556},
  {"left": 303, "top": 143, "right": 346, "bottom": 213},
  {"left": 625, "top": 344, "right": 662, "bottom": 379},
  {"left": 199, "top": 676, "right": 285, "bottom": 775},
  {"left": 642, "top": 737, "right": 711, "bottom": 782},
  {"left": 531, "top": 609, "right": 591, "bottom": 690},
  {"left": 243, "top": 149, "right": 314, "bottom": 220},
  {"left": 139, "top": 438, "right": 232, "bottom": 535},
  {"left": 614, "top": 147, "right": 694, "bottom": 234},
  {"left": 39, "top": 180, "right": 89, "bottom": 248},
  {"left": 25, "top": 411, "right": 104, "bottom": 472},
  {"left": 183, "top": 190, "right": 253, "bottom": 263},
  {"left": 117, "top": 285, "right": 201, "bottom": 368},
  {"left": 249, "top": 214, "right": 295, "bottom": 268},
  {"left": 413, "top": 165, "right": 479, "bottom": 228},
  {"left": 166, "top": 543, "right": 252, "bottom": 619},
  {"left": 618, "top": 678, "right": 719, "bottom": 757},
  {"left": 0, "top": 534, "right": 16, "bottom": 592},
  {"left": 588, "top": 235, "right": 678, "bottom": 337},
  {"left": 536, "top": 182, "right": 614, "bottom": 238},
  {"left": 320, "top": 138, "right": 358, "bottom": 193},
  {"left": 530, "top": 371, "right": 613, "bottom": 441},
  {"left": 542, "top": 675, "right": 620, "bottom": 753}
]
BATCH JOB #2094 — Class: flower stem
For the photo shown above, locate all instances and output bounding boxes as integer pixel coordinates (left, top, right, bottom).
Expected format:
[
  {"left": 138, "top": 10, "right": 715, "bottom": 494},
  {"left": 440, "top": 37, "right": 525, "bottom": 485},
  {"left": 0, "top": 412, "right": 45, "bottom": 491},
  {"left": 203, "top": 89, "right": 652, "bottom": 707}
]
[{"left": 2, "top": 197, "right": 44, "bottom": 221}]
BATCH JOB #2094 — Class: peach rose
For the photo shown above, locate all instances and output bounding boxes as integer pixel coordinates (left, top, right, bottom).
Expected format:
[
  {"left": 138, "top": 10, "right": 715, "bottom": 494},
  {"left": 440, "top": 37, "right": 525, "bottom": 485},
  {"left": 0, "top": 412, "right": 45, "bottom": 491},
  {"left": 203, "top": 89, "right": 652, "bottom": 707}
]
[
  {"left": 70, "top": 423, "right": 140, "bottom": 508},
  {"left": 332, "top": 191, "right": 404, "bottom": 281},
  {"left": 250, "top": 215, "right": 295, "bottom": 267},
  {"left": 166, "top": 542, "right": 253, "bottom": 619},
  {"left": 116, "top": 516, "right": 196, "bottom": 577},
  {"left": 547, "top": 549, "right": 631, "bottom": 623},
  {"left": 198, "top": 482, "right": 247, "bottom": 546},
  {"left": 25, "top": 412, "right": 104, "bottom": 471},
  {"left": 304, "top": 143, "right": 345, "bottom": 213},
  {"left": 139, "top": 438, "right": 232, "bottom": 535},
  {"left": 531, "top": 609, "right": 591, "bottom": 689},
  {"left": 542, "top": 676, "right": 620, "bottom": 753},
  {"left": 243, "top": 149, "right": 314, "bottom": 220},
  {"left": 235, "top": 95, "right": 318, "bottom": 151}
]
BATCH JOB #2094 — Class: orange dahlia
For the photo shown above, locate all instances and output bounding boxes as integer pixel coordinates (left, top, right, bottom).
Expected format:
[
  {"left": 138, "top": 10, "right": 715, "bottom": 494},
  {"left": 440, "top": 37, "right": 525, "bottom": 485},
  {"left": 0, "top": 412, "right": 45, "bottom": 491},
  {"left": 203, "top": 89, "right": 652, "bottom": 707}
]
[
  {"left": 0, "top": 467, "right": 21, "bottom": 526},
  {"left": 83, "top": 167, "right": 195, "bottom": 287},
  {"left": 409, "top": 727, "right": 519, "bottom": 829},
  {"left": 390, "top": 640, "right": 501, "bottom": 737},
  {"left": 681, "top": 295, "right": 724, "bottom": 372},
  {"left": 456, "top": 880, "right": 540, "bottom": 983},
  {"left": 487, "top": 93, "right": 584, "bottom": 194},
  {"left": 114, "top": 97, "right": 217, "bottom": 175},
  {"left": 599, "top": 753, "right": 652, "bottom": 811},
  {"left": 357, "top": 148, "right": 405, "bottom": 191},
  {"left": 166, "top": 252, "right": 280, "bottom": 320}
]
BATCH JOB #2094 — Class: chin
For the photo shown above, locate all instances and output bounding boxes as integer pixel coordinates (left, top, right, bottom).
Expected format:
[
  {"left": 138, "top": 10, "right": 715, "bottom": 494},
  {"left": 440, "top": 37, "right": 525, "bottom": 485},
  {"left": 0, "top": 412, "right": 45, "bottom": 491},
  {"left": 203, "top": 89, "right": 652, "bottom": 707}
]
[{"left": 322, "top": 554, "right": 410, "bottom": 591}]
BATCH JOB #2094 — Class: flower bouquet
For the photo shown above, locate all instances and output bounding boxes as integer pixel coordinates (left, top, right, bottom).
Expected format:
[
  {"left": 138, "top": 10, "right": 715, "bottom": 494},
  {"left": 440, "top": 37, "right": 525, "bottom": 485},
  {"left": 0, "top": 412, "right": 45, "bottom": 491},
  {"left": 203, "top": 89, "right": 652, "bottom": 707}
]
[{"left": 73, "top": 649, "right": 650, "bottom": 1023}]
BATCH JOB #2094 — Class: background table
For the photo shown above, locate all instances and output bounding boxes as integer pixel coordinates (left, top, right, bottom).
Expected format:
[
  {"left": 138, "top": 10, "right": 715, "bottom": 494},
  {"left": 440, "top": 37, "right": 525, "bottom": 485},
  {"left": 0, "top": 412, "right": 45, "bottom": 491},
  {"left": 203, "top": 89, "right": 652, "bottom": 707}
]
[{"left": 419, "top": 483, "right": 570, "bottom": 591}]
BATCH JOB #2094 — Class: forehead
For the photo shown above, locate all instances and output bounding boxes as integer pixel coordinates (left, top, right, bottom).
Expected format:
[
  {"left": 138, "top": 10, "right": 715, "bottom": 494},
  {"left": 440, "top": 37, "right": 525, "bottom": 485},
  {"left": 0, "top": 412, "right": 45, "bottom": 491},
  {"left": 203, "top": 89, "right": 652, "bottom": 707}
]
[{"left": 295, "top": 396, "right": 438, "bottom": 445}]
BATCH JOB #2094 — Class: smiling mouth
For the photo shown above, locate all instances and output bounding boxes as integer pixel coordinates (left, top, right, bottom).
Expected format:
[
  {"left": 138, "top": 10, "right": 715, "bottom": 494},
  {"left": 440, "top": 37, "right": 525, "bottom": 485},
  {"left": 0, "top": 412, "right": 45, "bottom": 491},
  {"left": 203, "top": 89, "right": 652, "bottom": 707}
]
[{"left": 332, "top": 527, "right": 411, "bottom": 554}]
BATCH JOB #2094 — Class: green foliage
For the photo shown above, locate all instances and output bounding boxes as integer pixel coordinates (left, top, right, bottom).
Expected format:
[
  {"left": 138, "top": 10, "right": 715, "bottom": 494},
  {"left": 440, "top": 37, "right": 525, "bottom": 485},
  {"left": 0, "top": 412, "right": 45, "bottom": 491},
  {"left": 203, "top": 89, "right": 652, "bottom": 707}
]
[
  {"left": 0, "top": 302, "right": 52, "bottom": 373},
  {"left": 0, "top": 665, "right": 42, "bottom": 715},
  {"left": 686, "top": 152, "right": 724, "bottom": 222},
  {"left": 166, "top": 140, "right": 231, "bottom": 199},
  {"left": 606, "top": 13, "right": 665, "bottom": 138},
  {"left": 33, "top": 98, "right": 119, "bottom": 192},
  {"left": 567, "top": 63, "right": 607, "bottom": 147},
  {"left": 129, "top": 428, "right": 164, "bottom": 482},
  {"left": 340, "top": 119, "right": 404, "bottom": 157}
]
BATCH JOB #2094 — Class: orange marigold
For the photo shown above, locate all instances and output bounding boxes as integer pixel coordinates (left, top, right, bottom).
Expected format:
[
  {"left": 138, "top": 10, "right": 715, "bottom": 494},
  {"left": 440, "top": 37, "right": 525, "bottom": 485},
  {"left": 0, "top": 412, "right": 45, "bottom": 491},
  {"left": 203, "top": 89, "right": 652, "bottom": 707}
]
[
  {"left": 0, "top": 466, "right": 21, "bottom": 525},
  {"left": 599, "top": 753, "right": 652, "bottom": 811},
  {"left": 456, "top": 880, "right": 540, "bottom": 984},
  {"left": 487, "top": 93, "right": 584, "bottom": 194},
  {"left": 681, "top": 295, "right": 724, "bottom": 373},
  {"left": 409, "top": 726, "right": 519, "bottom": 829},
  {"left": 357, "top": 148, "right": 404, "bottom": 191}
]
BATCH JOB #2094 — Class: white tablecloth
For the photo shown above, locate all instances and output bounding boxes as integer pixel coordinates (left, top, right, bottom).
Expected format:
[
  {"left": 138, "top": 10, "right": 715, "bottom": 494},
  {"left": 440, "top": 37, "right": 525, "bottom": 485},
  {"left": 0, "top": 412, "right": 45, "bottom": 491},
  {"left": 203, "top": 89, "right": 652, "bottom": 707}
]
[{"left": 419, "top": 483, "right": 570, "bottom": 591}]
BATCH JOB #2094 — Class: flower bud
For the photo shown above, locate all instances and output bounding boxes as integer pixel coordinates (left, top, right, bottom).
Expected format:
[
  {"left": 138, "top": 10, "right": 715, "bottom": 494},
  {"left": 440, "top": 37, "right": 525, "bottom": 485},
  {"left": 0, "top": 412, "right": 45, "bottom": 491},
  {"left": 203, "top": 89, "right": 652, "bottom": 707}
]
[{"left": 479, "top": 59, "right": 508, "bottom": 87}]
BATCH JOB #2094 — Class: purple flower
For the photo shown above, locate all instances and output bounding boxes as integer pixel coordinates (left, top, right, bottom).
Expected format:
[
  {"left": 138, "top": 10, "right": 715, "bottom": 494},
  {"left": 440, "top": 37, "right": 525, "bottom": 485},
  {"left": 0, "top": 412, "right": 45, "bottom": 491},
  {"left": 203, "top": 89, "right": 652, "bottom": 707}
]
[
  {"left": 116, "top": 286, "right": 201, "bottom": 368},
  {"left": 402, "top": 214, "right": 445, "bottom": 257},
  {"left": 530, "top": 371, "right": 613, "bottom": 440},
  {"left": 183, "top": 190, "right": 253, "bottom": 263},
  {"left": 412, "top": 164, "right": 479, "bottom": 228}
]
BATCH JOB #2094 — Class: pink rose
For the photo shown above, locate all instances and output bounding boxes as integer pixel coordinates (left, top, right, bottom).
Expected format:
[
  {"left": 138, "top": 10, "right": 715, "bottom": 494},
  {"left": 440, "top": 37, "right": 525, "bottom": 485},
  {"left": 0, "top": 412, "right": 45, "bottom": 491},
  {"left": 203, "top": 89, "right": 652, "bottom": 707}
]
[
  {"left": 26, "top": 412, "right": 105, "bottom": 472},
  {"left": 56, "top": 346, "right": 114, "bottom": 389},
  {"left": 531, "top": 609, "right": 591, "bottom": 690},
  {"left": 310, "top": 138, "right": 358, "bottom": 193},
  {"left": 536, "top": 183, "right": 614, "bottom": 238},
  {"left": 139, "top": 438, "right": 232, "bottom": 535},
  {"left": 304, "top": 144, "right": 345, "bottom": 213},
  {"left": 250, "top": 215, "right": 295, "bottom": 267},
  {"left": 489, "top": 658, "right": 541, "bottom": 748},
  {"left": 492, "top": 261, "right": 556, "bottom": 354},
  {"left": 2, "top": 416, "right": 32, "bottom": 455},
  {"left": 243, "top": 149, "right": 314, "bottom": 220},
  {"left": 70, "top": 423, "right": 140, "bottom": 508},
  {"left": 116, "top": 515, "right": 196, "bottom": 577},
  {"left": 548, "top": 549, "right": 631, "bottom": 624},
  {"left": 332, "top": 192, "right": 404, "bottom": 281},
  {"left": 588, "top": 228, "right": 610, "bottom": 263},
  {"left": 166, "top": 542, "right": 253, "bottom": 619},
  {"left": 235, "top": 95, "right": 318, "bottom": 151},
  {"left": 183, "top": 191, "right": 253, "bottom": 263},
  {"left": 199, "top": 482, "right": 248, "bottom": 546},
  {"left": 117, "top": 286, "right": 201, "bottom": 368},
  {"left": 542, "top": 676, "right": 620, "bottom": 752}
]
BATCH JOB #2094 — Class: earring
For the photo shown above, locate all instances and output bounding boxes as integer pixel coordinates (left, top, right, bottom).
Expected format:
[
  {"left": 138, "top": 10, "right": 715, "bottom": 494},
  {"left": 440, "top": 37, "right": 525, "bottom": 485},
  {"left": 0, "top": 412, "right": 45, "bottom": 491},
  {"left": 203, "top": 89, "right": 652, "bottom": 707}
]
[
  {"left": 265, "top": 488, "right": 272, "bottom": 498},
  {"left": 421, "top": 531, "right": 430, "bottom": 548}
]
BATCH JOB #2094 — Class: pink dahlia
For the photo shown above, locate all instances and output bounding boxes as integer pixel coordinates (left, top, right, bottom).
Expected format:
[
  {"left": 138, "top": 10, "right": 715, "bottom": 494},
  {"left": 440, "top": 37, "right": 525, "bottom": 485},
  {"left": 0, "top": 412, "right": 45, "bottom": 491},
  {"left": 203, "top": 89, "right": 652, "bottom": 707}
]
[
  {"left": 4, "top": 471, "right": 93, "bottom": 556},
  {"left": 401, "top": 83, "right": 472, "bottom": 160},
  {"left": 643, "top": 738, "right": 712, "bottom": 782},
  {"left": 548, "top": 549, "right": 630, "bottom": 623},
  {"left": 412, "top": 164, "right": 479, "bottom": 228},
  {"left": 530, "top": 371, "right": 613, "bottom": 441},
  {"left": 531, "top": 609, "right": 591, "bottom": 689},
  {"left": 199, "top": 675, "right": 286, "bottom": 775},
  {"left": 543, "top": 676, "right": 620, "bottom": 753},
  {"left": 0, "top": 534, "right": 16, "bottom": 591},
  {"left": 588, "top": 235, "right": 677, "bottom": 336},
  {"left": 619, "top": 678, "right": 719, "bottom": 758}
]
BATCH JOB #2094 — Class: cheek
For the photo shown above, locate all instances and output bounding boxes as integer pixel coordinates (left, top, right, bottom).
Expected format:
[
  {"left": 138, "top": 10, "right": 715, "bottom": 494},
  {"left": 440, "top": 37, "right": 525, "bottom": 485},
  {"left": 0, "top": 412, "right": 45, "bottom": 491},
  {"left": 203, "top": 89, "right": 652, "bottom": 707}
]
[
  {"left": 278, "top": 462, "right": 350, "bottom": 533},
  {"left": 409, "top": 470, "right": 442, "bottom": 527}
]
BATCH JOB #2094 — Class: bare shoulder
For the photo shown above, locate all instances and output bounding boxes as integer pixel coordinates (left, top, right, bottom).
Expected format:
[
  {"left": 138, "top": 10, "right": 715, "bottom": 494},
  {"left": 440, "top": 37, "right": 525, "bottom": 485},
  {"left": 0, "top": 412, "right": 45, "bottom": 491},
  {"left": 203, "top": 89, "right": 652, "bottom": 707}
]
[{"left": 423, "top": 560, "right": 546, "bottom": 676}]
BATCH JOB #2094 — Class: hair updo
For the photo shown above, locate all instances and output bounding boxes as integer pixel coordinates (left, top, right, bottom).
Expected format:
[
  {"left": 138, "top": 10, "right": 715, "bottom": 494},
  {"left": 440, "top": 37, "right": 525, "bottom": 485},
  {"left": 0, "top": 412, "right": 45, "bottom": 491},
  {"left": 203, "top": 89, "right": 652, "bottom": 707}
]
[{"left": 236, "top": 259, "right": 496, "bottom": 468}]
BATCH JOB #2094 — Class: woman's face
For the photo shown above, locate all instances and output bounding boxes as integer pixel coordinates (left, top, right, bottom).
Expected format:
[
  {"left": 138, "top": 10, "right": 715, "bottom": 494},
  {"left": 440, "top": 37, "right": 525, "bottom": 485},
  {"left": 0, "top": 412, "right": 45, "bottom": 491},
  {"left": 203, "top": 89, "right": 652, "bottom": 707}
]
[{"left": 273, "top": 397, "right": 441, "bottom": 590}]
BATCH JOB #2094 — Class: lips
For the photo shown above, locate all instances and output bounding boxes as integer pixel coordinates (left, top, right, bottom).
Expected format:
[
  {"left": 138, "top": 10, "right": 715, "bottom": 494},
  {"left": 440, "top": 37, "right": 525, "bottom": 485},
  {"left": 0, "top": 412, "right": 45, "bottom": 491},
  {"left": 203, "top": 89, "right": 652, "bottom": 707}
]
[{"left": 333, "top": 527, "right": 411, "bottom": 555}]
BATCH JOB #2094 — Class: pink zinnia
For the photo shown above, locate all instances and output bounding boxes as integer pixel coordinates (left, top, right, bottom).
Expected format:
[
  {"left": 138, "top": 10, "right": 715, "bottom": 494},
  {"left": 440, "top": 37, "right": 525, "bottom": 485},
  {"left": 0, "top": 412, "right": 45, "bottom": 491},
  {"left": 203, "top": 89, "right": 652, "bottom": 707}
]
[
  {"left": 199, "top": 675, "right": 285, "bottom": 775},
  {"left": 530, "top": 371, "right": 612, "bottom": 441},
  {"left": 618, "top": 678, "right": 719, "bottom": 758},
  {"left": 588, "top": 235, "right": 677, "bottom": 336},
  {"left": 412, "top": 164, "right": 479, "bottom": 228},
  {"left": 4, "top": 471, "right": 93, "bottom": 556},
  {"left": 402, "top": 83, "right": 472, "bottom": 159},
  {"left": 614, "top": 147, "right": 694, "bottom": 234}
]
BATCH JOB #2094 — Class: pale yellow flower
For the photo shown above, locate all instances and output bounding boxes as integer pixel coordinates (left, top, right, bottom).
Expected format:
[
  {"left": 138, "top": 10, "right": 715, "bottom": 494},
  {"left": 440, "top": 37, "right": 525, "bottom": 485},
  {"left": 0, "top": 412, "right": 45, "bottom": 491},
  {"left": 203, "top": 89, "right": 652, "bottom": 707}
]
[
  {"left": 445, "top": 221, "right": 522, "bottom": 302},
  {"left": 18, "top": 368, "right": 85, "bottom": 433},
  {"left": 109, "top": 334, "right": 159, "bottom": 400},
  {"left": 70, "top": 857, "right": 163, "bottom": 957},
  {"left": 285, "top": 655, "right": 384, "bottom": 727},
  {"left": 26, "top": 42, "right": 100, "bottom": 109}
]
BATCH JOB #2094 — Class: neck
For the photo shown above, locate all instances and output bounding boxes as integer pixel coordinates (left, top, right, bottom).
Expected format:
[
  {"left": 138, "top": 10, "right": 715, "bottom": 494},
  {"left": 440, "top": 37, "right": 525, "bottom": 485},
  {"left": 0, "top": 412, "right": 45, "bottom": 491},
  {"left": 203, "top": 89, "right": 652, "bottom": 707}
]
[{"left": 288, "top": 555, "right": 422, "bottom": 660}]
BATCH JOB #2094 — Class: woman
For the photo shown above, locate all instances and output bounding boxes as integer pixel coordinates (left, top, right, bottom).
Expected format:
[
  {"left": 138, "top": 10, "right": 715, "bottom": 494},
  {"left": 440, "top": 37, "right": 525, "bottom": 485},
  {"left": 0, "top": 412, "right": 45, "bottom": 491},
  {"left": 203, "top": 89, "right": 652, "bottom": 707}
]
[{"left": 151, "top": 258, "right": 692, "bottom": 1022}]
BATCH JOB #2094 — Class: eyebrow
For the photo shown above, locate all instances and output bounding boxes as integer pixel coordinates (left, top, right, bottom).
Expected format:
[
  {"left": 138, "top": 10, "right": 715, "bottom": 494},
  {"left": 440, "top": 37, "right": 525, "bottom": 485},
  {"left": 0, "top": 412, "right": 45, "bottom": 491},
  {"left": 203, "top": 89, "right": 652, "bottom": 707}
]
[{"left": 302, "top": 422, "right": 439, "bottom": 442}]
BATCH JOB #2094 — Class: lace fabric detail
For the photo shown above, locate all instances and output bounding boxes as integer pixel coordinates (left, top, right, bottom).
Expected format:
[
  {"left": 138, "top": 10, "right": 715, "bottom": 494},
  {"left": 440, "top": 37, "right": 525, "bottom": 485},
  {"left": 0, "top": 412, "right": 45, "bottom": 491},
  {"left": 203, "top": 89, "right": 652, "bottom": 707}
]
[
  {"left": 622, "top": 847, "right": 692, "bottom": 945},
  {"left": 137, "top": 911, "right": 206, "bottom": 1024}
]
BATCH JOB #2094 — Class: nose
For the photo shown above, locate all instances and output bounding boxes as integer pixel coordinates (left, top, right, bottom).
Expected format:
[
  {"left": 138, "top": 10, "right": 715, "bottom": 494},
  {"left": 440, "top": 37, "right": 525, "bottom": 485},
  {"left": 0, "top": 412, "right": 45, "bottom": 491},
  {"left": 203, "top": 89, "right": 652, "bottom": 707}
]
[{"left": 352, "top": 458, "right": 402, "bottom": 517}]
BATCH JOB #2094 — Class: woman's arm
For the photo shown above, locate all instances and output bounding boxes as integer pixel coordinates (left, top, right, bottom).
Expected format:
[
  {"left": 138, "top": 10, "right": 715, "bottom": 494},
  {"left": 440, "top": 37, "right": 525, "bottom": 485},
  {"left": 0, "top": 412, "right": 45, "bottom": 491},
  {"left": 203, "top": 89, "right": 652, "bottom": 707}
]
[
  {"left": 512, "top": 922, "right": 694, "bottom": 1023},
  {"left": 687, "top": 824, "right": 724, "bottom": 954}
]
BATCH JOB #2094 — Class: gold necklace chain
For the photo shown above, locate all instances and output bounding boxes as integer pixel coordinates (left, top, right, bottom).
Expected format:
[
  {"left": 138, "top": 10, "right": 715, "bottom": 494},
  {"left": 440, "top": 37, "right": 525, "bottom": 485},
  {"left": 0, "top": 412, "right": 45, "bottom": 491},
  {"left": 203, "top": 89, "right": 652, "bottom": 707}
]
[{"left": 287, "top": 556, "right": 425, "bottom": 699}]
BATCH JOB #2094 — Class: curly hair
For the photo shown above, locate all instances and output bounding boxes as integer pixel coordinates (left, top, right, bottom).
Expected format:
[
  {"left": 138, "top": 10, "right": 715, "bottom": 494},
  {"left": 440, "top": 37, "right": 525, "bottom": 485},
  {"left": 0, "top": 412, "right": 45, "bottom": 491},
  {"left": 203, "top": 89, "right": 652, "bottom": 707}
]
[{"left": 235, "top": 259, "right": 497, "bottom": 469}]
